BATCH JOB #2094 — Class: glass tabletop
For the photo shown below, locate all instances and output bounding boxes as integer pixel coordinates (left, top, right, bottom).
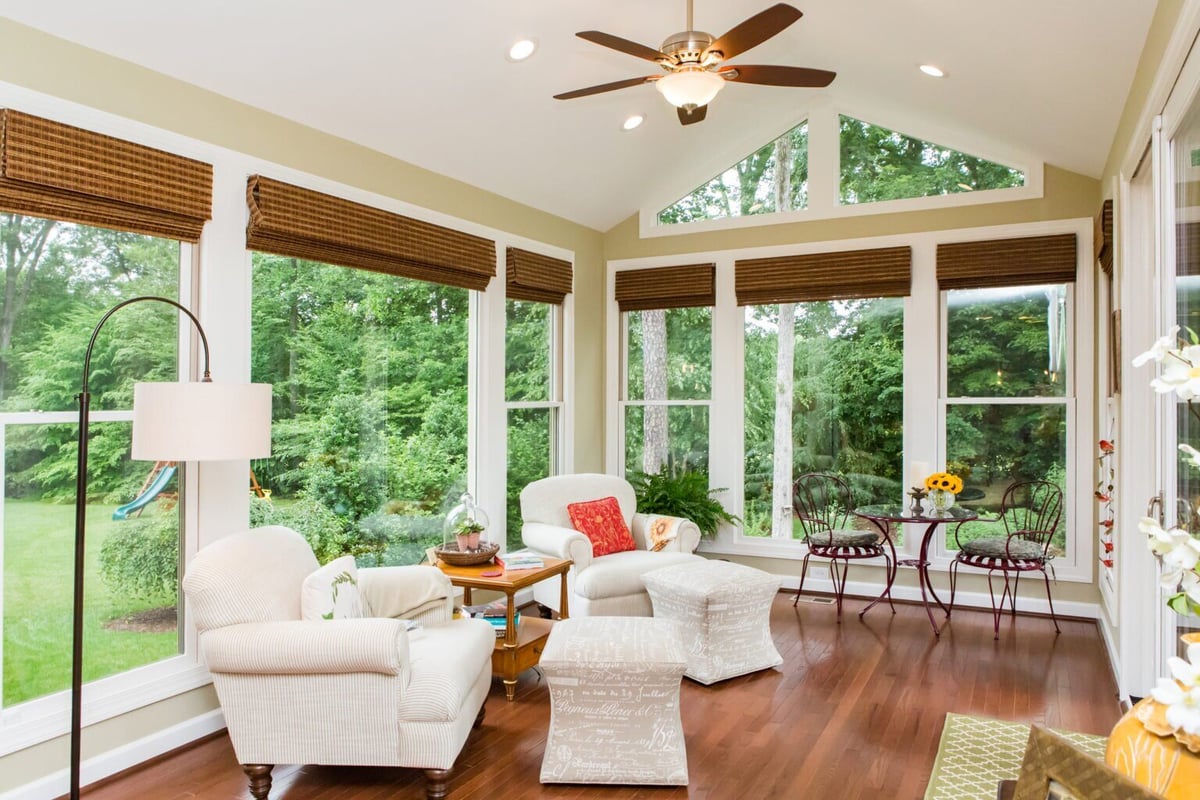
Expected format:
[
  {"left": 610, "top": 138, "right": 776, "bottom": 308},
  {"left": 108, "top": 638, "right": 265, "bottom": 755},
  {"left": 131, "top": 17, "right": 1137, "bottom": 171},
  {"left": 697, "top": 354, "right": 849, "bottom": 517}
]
[{"left": 853, "top": 504, "right": 979, "bottom": 523}]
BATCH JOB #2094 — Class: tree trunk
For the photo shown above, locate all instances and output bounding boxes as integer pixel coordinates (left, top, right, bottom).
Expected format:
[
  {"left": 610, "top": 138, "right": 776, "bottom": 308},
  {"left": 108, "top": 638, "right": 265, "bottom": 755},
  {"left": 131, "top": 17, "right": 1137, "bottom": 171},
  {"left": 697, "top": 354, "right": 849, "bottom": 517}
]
[
  {"left": 0, "top": 215, "right": 56, "bottom": 400},
  {"left": 641, "top": 309, "right": 669, "bottom": 474},
  {"left": 772, "top": 304, "right": 796, "bottom": 538},
  {"left": 770, "top": 136, "right": 796, "bottom": 539}
]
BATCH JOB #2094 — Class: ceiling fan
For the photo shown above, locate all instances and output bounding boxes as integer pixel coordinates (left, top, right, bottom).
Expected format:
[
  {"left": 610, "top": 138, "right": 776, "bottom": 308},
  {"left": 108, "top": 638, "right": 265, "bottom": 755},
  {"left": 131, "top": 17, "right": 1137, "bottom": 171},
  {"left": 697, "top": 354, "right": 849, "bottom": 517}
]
[{"left": 554, "top": 2, "right": 835, "bottom": 126}]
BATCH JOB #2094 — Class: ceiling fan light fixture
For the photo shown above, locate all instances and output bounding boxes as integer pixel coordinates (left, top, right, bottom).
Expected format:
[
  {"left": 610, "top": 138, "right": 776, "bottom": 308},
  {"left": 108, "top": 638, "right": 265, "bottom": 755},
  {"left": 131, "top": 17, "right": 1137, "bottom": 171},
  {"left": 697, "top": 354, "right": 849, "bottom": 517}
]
[{"left": 655, "top": 69, "right": 725, "bottom": 110}]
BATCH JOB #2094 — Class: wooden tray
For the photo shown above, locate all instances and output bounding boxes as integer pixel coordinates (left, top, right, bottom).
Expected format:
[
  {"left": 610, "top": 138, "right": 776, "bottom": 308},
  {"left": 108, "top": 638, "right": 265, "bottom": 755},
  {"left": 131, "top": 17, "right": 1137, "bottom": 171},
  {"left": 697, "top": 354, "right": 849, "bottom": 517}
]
[{"left": 435, "top": 541, "right": 500, "bottom": 566}]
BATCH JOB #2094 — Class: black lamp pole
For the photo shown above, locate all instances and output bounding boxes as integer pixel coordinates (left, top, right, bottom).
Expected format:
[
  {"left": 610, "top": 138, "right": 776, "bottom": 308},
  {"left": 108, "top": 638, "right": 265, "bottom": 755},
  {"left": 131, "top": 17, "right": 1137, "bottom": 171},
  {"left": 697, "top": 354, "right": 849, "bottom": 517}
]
[{"left": 70, "top": 296, "right": 211, "bottom": 800}]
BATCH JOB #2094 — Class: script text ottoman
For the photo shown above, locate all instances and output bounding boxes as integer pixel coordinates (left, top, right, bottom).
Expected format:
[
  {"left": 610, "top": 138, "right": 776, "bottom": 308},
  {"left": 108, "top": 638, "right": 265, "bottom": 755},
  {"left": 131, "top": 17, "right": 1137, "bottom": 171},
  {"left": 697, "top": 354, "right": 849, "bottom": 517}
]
[
  {"left": 643, "top": 559, "right": 782, "bottom": 685},
  {"left": 539, "top": 616, "right": 688, "bottom": 785}
]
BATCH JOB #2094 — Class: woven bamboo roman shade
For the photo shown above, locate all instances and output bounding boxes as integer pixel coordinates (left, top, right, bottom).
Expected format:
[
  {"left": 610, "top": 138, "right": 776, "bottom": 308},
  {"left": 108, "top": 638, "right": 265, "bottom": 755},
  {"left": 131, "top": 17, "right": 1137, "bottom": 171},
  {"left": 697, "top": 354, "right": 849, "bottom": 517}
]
[
  {"left": 937, "top": 233, "right": 1077, "bottom": 289},
  {"left": 506, "top": 247, "right": 572, "bottom": 303},
  {"left": 246, "top": 176, "right": 496, "bottom": 291},
  {"left": 614, "top": 263, "right": 716, "bottom": 311},
  {"left": 734, "top": 246, "right": 911, "bottom": 306},
  {"left": 0, "top": 109, "right": 212, "bottom": 242},
  {"left": 1095, "top": 199, "right": 1113, "bottom": 275}
]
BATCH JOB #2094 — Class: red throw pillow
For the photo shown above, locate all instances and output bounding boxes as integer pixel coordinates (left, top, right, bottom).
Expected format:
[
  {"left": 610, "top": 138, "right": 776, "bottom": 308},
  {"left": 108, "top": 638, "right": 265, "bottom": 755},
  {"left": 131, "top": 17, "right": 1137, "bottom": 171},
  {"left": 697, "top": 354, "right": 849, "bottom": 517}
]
[{"left": 566, "top": 496, "right": 636, "bottom": 557}]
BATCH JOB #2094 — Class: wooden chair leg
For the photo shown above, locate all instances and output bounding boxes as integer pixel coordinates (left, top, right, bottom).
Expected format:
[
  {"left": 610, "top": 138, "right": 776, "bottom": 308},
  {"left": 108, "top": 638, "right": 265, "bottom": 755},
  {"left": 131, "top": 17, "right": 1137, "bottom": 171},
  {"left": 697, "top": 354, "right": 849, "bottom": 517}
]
[
  {"left": 242, "top": 764, "right": 273, "bottom": 800},
  {"left": 425, "top": 768, "right": 453, "bottom": 800}
]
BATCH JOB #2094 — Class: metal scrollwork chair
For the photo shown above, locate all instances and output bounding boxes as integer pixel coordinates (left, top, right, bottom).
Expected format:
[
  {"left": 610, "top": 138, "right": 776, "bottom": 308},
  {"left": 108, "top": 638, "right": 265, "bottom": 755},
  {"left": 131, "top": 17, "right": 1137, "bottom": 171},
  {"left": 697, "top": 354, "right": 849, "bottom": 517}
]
[
  {"left": 791, "top": 472, "right": 894, "bottom": 620},
  {"left": 948, "top": 480, "right": 1064, "bottom": 639}
]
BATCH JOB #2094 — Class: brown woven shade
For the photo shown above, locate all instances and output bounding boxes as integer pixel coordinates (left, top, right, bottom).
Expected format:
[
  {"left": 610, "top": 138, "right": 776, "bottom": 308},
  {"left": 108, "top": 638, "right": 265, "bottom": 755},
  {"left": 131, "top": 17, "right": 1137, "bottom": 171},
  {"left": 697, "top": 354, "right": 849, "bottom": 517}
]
[
  {"left": 246, "top": 176, "right": 496, "bottom": 290},
  {"left": 937, "top": 233, "right": 1077, "bottom": 289},
  {"left": 0, "top": 109, "right": 212, "bottom": 242},
  {"left": 1095, "top": 200, "right": 1113, "bottom": 275},
  {"left": 734, "top": 246, "right": 911, "bottom": 305},
  {"left": 614, "top": 263, "right": 716, "bottom": 311},
  {"left": 506, "top": 247, "right": 572, "bottom": 303}
]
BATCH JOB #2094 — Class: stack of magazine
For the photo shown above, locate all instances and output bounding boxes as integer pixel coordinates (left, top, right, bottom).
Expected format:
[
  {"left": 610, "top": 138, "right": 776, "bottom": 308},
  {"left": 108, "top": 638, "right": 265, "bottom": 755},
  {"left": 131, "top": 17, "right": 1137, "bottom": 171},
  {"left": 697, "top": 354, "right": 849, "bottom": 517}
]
[
  {"left": 503, "top": 550, "right": 545, "bottom": 570},
  {"left": 464, "top": 598, "right": 518, "bottom": 637}
]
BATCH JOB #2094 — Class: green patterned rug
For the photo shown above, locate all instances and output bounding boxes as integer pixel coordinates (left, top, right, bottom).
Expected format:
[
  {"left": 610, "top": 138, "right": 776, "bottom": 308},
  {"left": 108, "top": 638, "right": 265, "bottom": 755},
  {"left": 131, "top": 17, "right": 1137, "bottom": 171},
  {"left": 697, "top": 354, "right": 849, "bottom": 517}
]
[{"left": 924, "top": 713, "right": 1108, "bottom": 800}]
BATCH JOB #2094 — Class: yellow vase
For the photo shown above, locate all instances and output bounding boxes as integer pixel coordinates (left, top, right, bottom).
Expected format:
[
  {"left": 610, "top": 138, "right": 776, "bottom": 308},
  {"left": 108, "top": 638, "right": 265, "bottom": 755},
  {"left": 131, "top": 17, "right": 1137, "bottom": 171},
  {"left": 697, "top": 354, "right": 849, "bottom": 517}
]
[{"left": 1105, "top": 634, "right": 1200, "bottom": 798}]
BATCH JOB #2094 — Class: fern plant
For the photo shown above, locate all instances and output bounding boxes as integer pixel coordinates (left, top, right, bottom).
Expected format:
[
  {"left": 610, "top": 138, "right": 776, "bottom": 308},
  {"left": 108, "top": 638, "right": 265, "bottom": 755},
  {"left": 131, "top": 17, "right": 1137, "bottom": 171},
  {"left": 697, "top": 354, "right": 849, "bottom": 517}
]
[{"left": 628, "top": 469, "right": 740, "bottom": 537}]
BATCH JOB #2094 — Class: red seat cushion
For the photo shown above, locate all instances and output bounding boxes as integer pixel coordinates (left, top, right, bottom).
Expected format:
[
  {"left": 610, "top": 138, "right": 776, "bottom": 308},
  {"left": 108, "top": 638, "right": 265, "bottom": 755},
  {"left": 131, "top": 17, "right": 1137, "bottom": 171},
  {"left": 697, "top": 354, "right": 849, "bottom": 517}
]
[{"left": 566, "top": 496, "right": 637, "bottom": 557}]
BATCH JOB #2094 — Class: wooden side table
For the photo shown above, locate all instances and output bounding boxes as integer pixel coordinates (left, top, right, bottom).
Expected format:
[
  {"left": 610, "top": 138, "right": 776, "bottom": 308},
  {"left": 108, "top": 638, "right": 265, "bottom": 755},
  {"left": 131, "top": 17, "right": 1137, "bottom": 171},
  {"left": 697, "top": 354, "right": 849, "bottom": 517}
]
[{"left": 436, "top": 556, "right": 571, "bottom": 700}]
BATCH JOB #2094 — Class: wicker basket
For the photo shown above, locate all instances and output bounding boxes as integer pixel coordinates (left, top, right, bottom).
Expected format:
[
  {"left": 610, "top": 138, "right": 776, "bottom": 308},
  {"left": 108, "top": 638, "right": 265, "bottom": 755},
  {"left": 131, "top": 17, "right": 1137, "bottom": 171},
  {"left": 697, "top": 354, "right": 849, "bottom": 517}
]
[{"left": 435, "top": 541, "right": 500, "bottom": 566}]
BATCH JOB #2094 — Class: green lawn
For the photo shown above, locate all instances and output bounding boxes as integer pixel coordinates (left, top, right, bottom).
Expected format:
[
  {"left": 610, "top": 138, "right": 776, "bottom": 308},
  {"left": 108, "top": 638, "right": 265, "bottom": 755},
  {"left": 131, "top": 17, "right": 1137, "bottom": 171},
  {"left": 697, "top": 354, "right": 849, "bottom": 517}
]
[{"left": 4, "top": 499, "right": 178, "bottom": 707}]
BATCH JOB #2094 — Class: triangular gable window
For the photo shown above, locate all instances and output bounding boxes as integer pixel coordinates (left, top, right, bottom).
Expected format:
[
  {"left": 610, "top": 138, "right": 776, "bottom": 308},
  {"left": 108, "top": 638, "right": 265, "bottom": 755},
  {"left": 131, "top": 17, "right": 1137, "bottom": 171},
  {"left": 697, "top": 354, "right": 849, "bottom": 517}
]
[
  {"left": 839, "top": 115, "right": 1024, "bottom": 205},
  {"left": 658, "top": 121, "right": 808, "bottom": 225}
]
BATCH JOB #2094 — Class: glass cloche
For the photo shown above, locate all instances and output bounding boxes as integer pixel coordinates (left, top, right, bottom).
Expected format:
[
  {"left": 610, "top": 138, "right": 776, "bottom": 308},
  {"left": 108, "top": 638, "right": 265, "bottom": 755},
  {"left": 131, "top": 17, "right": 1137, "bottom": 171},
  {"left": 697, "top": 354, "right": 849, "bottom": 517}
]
[{"left": 443, "top": 492, "right": 490, "bottom": 551}]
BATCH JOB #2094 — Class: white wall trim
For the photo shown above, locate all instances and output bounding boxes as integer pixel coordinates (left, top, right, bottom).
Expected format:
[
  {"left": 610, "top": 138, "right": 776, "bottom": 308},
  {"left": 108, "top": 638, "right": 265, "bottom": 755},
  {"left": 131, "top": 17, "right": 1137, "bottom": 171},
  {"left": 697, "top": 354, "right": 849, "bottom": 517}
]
[{"left": 0, "top": 709, "right": 225, "bottom": 800}]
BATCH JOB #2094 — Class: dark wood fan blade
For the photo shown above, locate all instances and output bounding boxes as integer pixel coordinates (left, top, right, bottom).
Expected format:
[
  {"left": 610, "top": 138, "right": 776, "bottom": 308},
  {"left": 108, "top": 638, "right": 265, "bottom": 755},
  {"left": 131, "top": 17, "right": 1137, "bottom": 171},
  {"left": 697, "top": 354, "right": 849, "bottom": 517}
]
[
  {"left": 678, "top": 104, "right": 708, "bottom": 125},
  {"left": 576, "top": 31, "right": 670, "bottom": 63},
  {"left": 721, "top": 65, "right": 836, "bottom": 87},
  {"left": 554, "top": 76, "right": 657, "bottom": 100},
  {"left": 704, "top": 4, "right": 803, "bottom": 62}
]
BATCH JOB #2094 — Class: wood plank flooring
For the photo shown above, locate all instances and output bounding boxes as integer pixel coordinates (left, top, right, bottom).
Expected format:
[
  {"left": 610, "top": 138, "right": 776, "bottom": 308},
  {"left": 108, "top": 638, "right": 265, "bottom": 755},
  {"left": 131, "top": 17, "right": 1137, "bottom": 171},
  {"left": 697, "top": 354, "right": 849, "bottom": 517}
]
[{"left": 80, "top": 595, "right": 1120, "bottom": 800}]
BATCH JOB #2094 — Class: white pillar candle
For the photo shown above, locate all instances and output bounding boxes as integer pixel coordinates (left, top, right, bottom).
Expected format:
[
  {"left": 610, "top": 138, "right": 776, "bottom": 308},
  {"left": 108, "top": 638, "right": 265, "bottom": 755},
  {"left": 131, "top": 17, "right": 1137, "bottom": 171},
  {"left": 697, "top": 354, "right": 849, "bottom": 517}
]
[{"left": 910, "top": 461, "right": 930, "bottom": 488}]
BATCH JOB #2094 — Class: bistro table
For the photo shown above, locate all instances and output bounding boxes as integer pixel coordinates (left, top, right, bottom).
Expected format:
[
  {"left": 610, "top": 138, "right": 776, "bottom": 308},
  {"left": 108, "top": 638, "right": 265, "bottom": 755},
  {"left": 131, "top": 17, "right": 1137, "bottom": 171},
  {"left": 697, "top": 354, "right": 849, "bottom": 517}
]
[{"left": 853, "top": 504, "right": 978, "bottom": 636}]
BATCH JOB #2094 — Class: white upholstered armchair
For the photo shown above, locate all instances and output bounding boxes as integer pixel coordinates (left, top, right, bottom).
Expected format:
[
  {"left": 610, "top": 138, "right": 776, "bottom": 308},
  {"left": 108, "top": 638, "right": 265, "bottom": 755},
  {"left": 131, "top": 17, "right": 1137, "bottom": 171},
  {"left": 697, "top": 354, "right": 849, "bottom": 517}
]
[
  {"left": 182, "top": 526, "right": 495, "bottom": 800},
  {"left": 520, "top": 473, "right": 703, "bottom": 616}
]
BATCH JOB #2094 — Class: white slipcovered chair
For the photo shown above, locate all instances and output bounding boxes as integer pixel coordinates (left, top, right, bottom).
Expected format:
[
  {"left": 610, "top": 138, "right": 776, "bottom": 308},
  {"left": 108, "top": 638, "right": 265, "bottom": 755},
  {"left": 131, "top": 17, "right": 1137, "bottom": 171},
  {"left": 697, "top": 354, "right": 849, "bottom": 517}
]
[
  {"left": 182, "top": 526, "right": 495, "bottom": 800},
  {"left": 520, "top": 473, "right": 703, "bottom": 617}
]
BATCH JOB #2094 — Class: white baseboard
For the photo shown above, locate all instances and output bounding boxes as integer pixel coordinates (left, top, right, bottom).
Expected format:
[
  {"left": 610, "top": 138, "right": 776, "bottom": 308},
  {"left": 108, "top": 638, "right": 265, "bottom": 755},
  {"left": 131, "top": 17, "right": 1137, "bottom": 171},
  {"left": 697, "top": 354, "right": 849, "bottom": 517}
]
[
  {"left": 1, "top": 709, "right": 226, "bottom": 800},
  {"left": 778, "top": 573, "right": 1101, "bottom": 620}
]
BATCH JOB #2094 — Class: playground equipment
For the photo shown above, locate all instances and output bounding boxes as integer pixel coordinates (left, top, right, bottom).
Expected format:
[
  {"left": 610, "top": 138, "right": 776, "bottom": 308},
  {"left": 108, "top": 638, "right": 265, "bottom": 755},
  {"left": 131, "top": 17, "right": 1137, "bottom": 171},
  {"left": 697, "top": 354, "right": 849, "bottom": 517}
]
[
  {"left": 113, "top": 461, "right": 176, "bottom": 520},
  {"left": 114, "top": 464, "right": 271, "bottom": 521}
]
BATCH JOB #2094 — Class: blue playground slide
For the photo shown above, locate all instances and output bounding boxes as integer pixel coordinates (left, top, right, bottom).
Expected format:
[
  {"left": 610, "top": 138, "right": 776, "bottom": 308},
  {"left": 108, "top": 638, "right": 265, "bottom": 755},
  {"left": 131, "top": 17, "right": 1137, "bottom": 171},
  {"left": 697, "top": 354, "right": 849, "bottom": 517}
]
[{"left": 112, "top": 465, "right": 177, "bottom": 520}]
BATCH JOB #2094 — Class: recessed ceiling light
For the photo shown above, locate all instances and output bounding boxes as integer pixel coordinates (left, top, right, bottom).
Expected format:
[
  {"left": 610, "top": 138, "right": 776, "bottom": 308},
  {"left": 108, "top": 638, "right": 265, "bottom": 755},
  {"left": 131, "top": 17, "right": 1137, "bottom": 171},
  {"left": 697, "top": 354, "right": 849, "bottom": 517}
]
[
  {"left": 919, "top": 64, "right": 945, "bottom": 78},
  {"left": 508, "top": 39, "right": 537, "bottom": 62},
  {"left": 622, "top": 115, "right": 644, "bottom": 131}
]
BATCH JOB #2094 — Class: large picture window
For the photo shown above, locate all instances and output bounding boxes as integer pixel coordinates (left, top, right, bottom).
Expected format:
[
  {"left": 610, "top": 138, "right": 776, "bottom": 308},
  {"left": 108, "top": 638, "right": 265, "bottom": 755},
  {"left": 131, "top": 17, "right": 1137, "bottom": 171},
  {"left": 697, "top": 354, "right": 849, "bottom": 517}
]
[
  {"left": 743, "top": 298, "right": 904, "bottom": 538},
  {"left": 249, "top": 253, "right": 469, "bottom": 566},
  {"left": 1, "top": 215, "right": 184, "bottom": 708}
]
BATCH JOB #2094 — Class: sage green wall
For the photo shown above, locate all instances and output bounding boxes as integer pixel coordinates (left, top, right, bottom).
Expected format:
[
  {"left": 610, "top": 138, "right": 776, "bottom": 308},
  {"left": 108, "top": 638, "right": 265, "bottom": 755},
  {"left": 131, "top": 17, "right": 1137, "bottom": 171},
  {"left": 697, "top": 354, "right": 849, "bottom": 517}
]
[{"left": 0, "top": 16, "right": 604, "bottom": 794}]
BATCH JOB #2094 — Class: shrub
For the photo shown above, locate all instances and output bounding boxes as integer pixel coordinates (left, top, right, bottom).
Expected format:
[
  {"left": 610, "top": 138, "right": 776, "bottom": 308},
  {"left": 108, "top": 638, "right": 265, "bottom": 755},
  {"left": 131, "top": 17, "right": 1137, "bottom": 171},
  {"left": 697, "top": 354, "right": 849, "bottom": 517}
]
[
  {"left": 628, "top": 469, "right": 740, "bottom": 537},
  {"left": 99, "top": 513, "right": 178, "bottom": 604}
]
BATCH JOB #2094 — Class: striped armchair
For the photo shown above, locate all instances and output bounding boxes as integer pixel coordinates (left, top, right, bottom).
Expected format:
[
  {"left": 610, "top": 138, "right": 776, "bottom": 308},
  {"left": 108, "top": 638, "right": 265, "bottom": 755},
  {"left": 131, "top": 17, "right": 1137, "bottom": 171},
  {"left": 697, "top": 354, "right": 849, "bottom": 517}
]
[{"left": 183, "top": 526, "right": 494, "bottom": 800}]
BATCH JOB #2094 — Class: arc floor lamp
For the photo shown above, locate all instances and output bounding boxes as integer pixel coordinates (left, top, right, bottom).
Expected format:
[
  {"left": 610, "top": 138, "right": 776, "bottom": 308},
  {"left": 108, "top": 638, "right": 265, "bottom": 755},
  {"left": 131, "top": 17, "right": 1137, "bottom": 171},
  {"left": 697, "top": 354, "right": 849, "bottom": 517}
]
[{"left": 70, "top": 296, "right": 271, "bottom": 799}]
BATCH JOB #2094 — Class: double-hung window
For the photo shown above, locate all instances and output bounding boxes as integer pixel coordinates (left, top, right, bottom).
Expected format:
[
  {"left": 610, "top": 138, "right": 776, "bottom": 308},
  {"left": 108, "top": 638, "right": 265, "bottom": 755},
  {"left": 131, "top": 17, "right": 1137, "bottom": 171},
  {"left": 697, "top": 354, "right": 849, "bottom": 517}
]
[
  {"left": 0, "top": 109, "right": 211, "bottom": 748},
  {"left": 936, "top": 235, "right": 1077, "bottom": 559},
  {"left": 615, "top": 265, "right": 715, "bottom": 477},
  {"left": 504, "top": 248, "right": 571, "bottom": 551}
]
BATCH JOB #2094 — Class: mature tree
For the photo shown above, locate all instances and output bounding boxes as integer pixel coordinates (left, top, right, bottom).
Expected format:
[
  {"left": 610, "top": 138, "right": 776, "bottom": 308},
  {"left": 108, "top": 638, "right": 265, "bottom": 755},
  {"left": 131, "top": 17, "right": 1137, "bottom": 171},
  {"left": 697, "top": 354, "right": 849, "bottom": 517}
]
[
  {"left": 641, "top": 309, "right": 668, "bottom": 473},
  {"left": 0, "top": 214, "right": 57, "bottom": 399}
]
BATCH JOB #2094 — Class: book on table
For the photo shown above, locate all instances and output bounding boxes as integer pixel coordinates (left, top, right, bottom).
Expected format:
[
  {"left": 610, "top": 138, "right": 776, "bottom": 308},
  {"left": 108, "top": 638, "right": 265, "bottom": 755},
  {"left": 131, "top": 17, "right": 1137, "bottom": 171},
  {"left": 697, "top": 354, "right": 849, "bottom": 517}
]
[
  {"left": 503, "top": 550, "right": 545, "bottom": 570},
  {"left": 462, "top": 599, "right": 520, "bottom": 634}
]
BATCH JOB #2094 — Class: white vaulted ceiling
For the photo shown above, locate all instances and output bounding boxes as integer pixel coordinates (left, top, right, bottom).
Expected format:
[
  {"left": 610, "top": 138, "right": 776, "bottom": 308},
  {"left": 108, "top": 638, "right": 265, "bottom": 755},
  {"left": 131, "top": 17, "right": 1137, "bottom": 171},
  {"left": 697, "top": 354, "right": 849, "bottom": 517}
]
[{"left": 0, "top": 1, "right": 1155, "bottom": 231}]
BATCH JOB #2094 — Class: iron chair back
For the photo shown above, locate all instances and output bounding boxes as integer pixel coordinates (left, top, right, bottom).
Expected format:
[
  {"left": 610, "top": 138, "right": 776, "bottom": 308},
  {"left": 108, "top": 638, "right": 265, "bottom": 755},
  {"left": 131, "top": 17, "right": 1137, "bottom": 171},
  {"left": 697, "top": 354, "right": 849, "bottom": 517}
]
[{"left": 792, "top": 472, "right": 853, "bottom": 542}]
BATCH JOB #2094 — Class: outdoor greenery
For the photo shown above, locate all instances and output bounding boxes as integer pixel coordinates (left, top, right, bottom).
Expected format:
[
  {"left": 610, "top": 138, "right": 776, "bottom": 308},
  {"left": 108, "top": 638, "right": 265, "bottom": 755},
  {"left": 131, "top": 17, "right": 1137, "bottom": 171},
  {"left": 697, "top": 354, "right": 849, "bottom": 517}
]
[
  {"left": 659, "top": 121, "right": 808, "bottom": 224},
  {"left": 99, "top": 511, "right": 180, "bottom": 603},
  {"left": 839, "top": 115, "right": 1025, "bottom": 204},
  {"left": 249, "top": 253, "right": 471, "bottom": 565}
]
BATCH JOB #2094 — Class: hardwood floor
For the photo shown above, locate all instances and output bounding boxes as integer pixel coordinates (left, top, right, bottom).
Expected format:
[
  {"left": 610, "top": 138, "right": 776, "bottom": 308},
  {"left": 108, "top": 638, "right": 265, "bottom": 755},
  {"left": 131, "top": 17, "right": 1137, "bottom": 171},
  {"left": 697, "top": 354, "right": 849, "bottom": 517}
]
[{"left": 82, "top": 595, "right": 1120, "bottom": 800}]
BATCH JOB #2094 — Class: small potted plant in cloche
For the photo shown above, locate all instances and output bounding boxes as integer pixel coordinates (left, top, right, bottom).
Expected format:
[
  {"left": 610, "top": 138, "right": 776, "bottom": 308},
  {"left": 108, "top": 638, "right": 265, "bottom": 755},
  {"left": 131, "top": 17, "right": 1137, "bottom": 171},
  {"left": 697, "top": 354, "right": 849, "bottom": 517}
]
[
  {"left": 443, "top": 492, "right": 490, "bottom": 553},
  {"left": 454, "top": 519, "right": 485, "bottom": 552}
]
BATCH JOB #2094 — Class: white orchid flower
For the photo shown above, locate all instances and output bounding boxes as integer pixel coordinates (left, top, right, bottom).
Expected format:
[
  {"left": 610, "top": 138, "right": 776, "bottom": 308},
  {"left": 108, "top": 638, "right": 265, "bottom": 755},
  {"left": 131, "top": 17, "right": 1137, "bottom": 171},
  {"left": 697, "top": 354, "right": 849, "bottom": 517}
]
[
  {"left": 1133, "top": 325, "right": 1181, "bottom": 366},
  {"left": 1153, "top": 643, "right": 1200, "bottom": 737},
  {"left": 1182, "top": 570, "right": 1200, "bottom": 606},
  {"left": 1181, "top": 443, "right": 1200, "bottom": 470},
  {"left": 1150, "top": 344, "right": 1200, "bottom": 399}
]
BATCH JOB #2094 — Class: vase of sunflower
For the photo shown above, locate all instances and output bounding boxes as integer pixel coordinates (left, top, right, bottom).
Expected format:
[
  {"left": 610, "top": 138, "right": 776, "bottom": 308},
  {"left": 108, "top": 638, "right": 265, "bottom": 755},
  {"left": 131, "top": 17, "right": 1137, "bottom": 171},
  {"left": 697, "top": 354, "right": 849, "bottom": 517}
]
[{"left": 923, "top": 471, "right": 963, "bottom": 515}]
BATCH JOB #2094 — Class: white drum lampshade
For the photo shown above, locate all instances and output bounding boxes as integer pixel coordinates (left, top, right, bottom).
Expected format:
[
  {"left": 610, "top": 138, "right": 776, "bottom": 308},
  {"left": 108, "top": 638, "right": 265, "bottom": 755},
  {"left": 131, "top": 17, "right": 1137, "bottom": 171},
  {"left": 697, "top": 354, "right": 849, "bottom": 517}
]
[{"left": 132, "top": 381, "right": 272, "bottom": 461}]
